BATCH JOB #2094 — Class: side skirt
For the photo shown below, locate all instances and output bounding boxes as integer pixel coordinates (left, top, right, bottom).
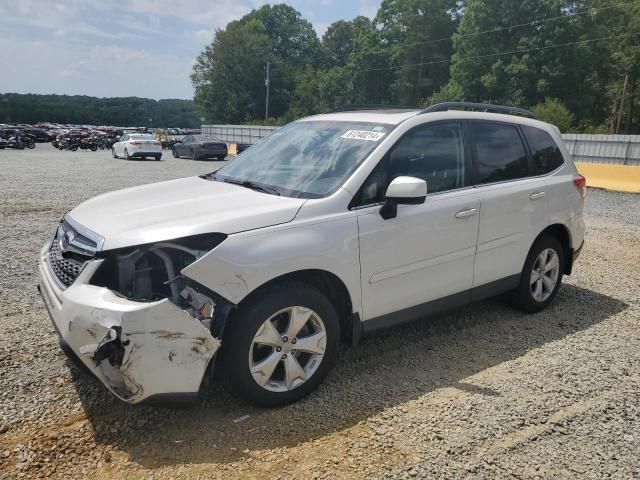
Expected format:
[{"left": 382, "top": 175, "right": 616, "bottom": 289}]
[{"left": 361, "top": 274, "right": 520, "bottom": 334}]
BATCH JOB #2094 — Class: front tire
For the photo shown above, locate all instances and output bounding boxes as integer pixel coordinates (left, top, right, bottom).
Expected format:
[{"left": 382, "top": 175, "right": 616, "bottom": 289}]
[
  {"left": 220, "top": 282, "right": 340, "bottom": 407},
  {"left": 513, "top": 235, "right": 564, "bottom": 313},
  {"left": 124, "top": 149, "right": 130, "bottom": 160},
  {"left": 172, "top": 148, "right": 178, "bottom": 158},
  {"left": 112, "top": 147, "right": 117, "bottom": 158}
]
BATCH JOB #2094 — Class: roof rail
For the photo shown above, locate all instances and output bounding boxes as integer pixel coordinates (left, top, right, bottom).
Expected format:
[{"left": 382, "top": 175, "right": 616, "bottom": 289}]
[
  {"left": 421, "top": 102, "right": 535, "bottom": 119},
  {"left": 328, "top": 104, "right": 421, "bottom": 113}
]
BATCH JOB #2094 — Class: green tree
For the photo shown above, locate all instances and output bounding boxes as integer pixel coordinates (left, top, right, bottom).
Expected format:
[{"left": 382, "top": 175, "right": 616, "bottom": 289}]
[
  {"left": 531, "top": 98, "right": 575, "bottom": 131},
  {"left": 0, "top": 94, "right": 199, "bottom": 127},
  {"left": 377, "top": 0, "right": 460, "bottom": 106},
  {"left": 192, "top": 18, "right": 271, "bottom": 123},
  {"left": 192, "top": 4, "right": 321, "bottom": 123}
]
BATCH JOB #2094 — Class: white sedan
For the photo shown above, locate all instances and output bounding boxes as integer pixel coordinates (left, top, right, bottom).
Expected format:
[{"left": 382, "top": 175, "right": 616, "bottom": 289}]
[{"left": 112, "top": 133, "right": 162, "bottom": 161}]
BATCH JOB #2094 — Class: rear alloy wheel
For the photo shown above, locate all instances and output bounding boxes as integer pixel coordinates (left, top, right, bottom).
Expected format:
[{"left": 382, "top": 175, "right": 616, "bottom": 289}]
[
  {"left": 513, "top": 235, "right": 564, "bottom": 312},
  {"left": 221, "top": 282, "right": 339, "bottom": 407}
]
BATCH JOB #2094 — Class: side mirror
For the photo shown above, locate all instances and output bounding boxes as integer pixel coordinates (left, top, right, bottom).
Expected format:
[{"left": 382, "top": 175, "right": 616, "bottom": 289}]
[{"left": 379, "top": 176, "right": 427, "bottom": 220}]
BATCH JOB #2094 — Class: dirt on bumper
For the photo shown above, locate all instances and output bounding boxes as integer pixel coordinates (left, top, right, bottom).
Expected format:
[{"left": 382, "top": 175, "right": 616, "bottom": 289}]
[{"left": 39, "top": 252, "right": 220, "bottom": 404}]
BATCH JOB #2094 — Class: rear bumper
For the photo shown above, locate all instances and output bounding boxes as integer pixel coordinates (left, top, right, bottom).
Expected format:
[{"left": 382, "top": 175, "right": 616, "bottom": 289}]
[
  {"left": 197, "top": 148, "right": 227, "bottom": 158},
  {"left": 129, "top": 151, "right": 161, "bottom": 158},
  {"left": 38, "top": 243, "right": 220, "bottom": 404}
]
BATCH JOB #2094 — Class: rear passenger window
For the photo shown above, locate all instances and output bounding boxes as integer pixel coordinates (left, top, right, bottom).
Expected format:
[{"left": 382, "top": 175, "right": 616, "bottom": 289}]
[
  {"left": 522, "top": 125, "right": 564, "bottom": 175},
  {"left": 472, "top": 122, "right": 528, "bottom": 184}
]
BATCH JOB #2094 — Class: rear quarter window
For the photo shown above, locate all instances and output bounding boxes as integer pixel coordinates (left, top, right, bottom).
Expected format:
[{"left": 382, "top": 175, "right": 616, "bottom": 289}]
[{"left": 522, "top": 125, "right": 564, "bottom": 175}]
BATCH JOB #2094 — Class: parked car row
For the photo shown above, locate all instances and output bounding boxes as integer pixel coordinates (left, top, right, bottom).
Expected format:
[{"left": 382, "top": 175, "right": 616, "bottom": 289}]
[
  {"left": 1, "top": 121, "right": 237, "bottom": 162},
  {"left": 0, "top": 129, "right": 36, "bottom": 149}
]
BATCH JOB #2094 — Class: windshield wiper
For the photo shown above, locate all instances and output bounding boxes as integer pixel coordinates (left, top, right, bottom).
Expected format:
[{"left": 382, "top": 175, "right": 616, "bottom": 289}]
[{"left": 222, "top": 177, "right": 281, "bottom": 196}]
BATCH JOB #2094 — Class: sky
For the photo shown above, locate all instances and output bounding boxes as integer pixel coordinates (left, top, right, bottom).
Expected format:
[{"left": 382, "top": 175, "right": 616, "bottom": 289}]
[{"left": 0, "top": 0, "right": 381, "bottom": 100}]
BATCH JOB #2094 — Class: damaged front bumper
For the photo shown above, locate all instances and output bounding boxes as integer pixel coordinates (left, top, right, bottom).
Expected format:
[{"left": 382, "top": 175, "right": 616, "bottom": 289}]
[{"left": 38, "top": 244, "right": 221, "bottom": 405}]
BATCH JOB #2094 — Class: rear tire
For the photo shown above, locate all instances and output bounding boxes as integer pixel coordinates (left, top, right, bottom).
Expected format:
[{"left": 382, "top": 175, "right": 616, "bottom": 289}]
[
  {"left": 220, "top": 282, "right": 340, "bottom": 407},
  {"left": 155, "top": 155, "right": 161, "bottom": 161},
  {"left": 513, "top": 235, "right": 564, "bottom": 313},
  {"left": 172, "top": 148, "right": 178, "bottom": 158}
]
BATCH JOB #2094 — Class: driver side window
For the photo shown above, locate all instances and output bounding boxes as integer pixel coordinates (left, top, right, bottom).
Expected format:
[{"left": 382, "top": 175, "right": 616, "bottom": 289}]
[{"left": 353, "top": 122, "right": 466, "bottom": 207}]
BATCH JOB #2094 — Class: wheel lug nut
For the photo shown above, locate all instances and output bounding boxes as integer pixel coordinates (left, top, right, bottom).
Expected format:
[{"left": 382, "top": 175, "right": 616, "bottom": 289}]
[
  {"left": 292, "top": 338, "right": 297, "bottom": 344},
  {"left": 282, "top": 336, "right": 288, "bottom": 343},
  {"left": 281, "top": 354, "right": 287, "bottom": 359},
  {"left": 276, "top": 347, "right": 282, "bottom": 352}
]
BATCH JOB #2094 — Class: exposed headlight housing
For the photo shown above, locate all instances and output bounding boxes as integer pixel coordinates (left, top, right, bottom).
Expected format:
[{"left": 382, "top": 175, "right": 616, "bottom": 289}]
[{"left": 90, "top": 233, "right": 226, "bottom": 303}]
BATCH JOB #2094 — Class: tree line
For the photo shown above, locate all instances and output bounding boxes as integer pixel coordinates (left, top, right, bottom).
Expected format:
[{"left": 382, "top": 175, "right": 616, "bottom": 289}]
[
  {"left": 192, "top": 0, "right": 640, "bottom": 133},
  {"left": 0, "top": 94, "right": 200, "bottom": 128}
]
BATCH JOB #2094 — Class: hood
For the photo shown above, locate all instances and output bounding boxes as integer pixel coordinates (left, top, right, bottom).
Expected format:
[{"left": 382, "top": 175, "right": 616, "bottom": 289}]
[{"left": 69, "top": 176, "right": 306, "bottom": 250}]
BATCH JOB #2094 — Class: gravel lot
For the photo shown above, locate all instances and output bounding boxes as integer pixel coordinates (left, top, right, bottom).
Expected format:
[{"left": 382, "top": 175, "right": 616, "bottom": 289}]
[{"left": 1, "top": 144, "right": 639, "bottom": 479}]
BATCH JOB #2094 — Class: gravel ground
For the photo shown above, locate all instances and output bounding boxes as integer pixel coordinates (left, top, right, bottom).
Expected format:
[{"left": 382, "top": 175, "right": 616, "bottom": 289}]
[{"left": 1, "top": 144, "right": 639, "bottom": 479}]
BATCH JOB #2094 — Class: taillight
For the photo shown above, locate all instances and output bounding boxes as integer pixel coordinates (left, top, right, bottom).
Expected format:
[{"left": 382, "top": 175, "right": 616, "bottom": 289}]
[
  {"left": 573, "top": 174, "right": 586, "bottom": 199},
  {"left": 130, "top": 141, "right": 141, "bottom": 145}
]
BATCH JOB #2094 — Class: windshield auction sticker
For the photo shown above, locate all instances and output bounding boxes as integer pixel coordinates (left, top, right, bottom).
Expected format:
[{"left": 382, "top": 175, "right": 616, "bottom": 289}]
[{"left": 341, "top": 130, "right": 386, "bottom": 141}]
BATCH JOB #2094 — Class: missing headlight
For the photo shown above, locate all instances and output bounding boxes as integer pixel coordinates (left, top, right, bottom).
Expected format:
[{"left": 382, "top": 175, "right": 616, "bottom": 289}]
[{"left": 90, "top": 233, "right": 226, "bottom": 305}]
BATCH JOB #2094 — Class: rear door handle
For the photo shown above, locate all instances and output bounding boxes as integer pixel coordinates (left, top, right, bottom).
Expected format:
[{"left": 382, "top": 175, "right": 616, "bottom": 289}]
[
  {"left": 455, "top": 208, "right": 478, "bottom": 219},
  {"left": 530, "top": 191, "right": 546, "bottom": 200}
]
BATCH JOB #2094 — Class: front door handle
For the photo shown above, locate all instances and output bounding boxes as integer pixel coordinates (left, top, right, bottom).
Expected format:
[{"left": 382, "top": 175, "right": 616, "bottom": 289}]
[
  {"left": 455, "top": 208, "right": 478, "bottom": 219},
  {"left": 530, "top": 191, "right": 546, "bottom": 200}
]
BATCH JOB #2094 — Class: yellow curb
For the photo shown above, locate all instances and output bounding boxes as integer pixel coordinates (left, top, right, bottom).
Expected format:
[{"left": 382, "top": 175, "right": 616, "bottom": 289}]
[{"left": 575, "top": 162, "right": 640, "bottom": 194}]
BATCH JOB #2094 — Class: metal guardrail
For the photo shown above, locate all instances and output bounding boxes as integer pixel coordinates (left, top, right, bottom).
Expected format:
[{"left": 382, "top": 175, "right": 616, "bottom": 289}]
[
  {"left": 202, "top": 124, "right": 640, "bottom": 166},
  {"left": 561, "top": 134, "right": 640, "bottom": 166},
  {"left": 202, "top": 125, "right": 277, "bottom": 144}
]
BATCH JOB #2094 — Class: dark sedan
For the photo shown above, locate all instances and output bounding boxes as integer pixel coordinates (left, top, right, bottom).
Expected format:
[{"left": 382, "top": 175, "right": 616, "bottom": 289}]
[{"left": 172, "top": 135, "right": 228, "bottom": 160}]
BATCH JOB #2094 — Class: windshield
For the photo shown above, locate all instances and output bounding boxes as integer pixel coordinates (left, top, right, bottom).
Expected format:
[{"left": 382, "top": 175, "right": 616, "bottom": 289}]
[{"left": 212, "top": 121, "right": 391, "bottom": 198}]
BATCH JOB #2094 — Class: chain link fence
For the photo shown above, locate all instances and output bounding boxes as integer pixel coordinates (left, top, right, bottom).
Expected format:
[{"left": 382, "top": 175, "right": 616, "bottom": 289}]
[{"left": 203, "top": 125, "right": 640, "bottom": 166}]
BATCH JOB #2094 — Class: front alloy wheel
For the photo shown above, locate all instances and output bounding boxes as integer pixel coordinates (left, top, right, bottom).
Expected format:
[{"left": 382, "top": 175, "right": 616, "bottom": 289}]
[
  {"left": 221, "top": 282, "right": 339, "bottom": 407},
  {"left": 250, "top": 306, "right": 327, "bottom": 392}
]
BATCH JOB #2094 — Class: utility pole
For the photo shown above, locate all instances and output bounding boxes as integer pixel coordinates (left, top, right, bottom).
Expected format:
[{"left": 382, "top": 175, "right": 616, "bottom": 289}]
[
  {"left": 265, "top": 61, "right": 271, "bottom": 124},
  {"left": 615, "top": 74, "right": 628, "bottom": 134}
]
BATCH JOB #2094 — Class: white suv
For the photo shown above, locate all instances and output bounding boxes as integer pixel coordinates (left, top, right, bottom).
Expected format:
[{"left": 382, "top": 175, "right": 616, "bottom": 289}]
[{"left": 39, "top": 103, "right": 585, "bottom": 407}]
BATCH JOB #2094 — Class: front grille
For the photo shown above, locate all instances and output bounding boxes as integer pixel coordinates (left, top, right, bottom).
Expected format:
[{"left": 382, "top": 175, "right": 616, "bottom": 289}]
[
  {"left": 48, "top": 240, "right": 85, "bottom": 287},
  {"left": 46, "top": 217, "right": 103, "bottom": 289}
]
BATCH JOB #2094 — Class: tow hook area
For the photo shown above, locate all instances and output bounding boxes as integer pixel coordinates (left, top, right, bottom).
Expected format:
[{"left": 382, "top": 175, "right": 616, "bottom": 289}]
[{"left": 92, "top": 327, "right": 129, "bottom": 367}]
